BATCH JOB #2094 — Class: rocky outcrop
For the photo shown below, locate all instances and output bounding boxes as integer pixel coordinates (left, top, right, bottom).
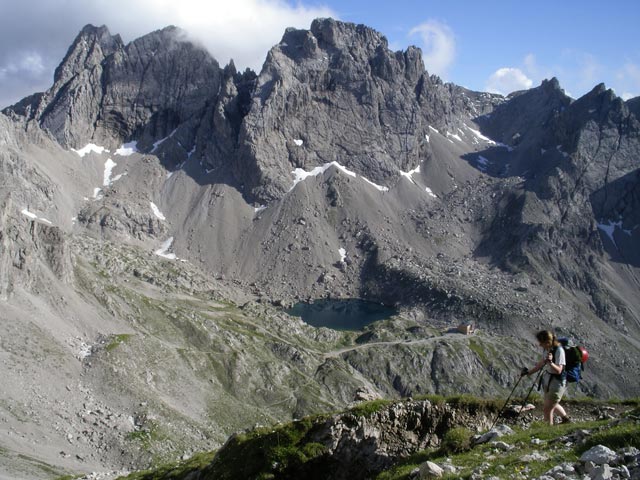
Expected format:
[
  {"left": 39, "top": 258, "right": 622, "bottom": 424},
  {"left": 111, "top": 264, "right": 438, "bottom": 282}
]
[
  {"left": 236, "top": 18, "right": 499, "bottom": 202},
  {"left": 204, "top": 399, "right": 495, "bottom": 480},
  {"left": 474, "top": 80, "right": 640, "bottom": 334},
  {"left": 4, "top": 25, "right": 222, "bottom": 150}
]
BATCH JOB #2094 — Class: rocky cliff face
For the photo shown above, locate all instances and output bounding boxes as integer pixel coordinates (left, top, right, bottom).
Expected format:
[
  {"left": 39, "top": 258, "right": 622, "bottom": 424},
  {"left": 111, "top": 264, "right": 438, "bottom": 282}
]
[
  {"left": 1, "top": 17, "right": 640, "bottom": 479},
  {"left": 204, "top": 399, "right": 495, "bottom": 480},
  {"left": 6, "top": 25, "right": 222, "bottom": 151},
  {"left": 235, "top": 18, "right": 498, "bottom": 202}
]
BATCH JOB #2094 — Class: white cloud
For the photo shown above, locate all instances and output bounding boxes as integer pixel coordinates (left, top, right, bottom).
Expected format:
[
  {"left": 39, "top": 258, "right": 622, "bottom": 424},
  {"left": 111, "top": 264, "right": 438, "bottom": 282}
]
[
  {"left": 117, "top": 0, "right": 335, "bottom": 70},
  {"left": 0, "top": 51, "right": 47, "bottom": 81},
  {"left": 408, "top": 20, "right": 455, "bottom": 78},
  {"left": 0, "top": 0, "right": 335, "bottom": 107},
  {"left": 615, "top": 62, "right": 640, "bottom": 100},
  {"left": 485, "top": 67, "right": 533, "bottom": 95}
]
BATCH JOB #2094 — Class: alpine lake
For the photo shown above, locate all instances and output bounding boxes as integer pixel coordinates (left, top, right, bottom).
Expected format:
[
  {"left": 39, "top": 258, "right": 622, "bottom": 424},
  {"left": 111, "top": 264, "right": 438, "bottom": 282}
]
[{"left": 285, "top": 298, "right": 398, "bottom": 331}]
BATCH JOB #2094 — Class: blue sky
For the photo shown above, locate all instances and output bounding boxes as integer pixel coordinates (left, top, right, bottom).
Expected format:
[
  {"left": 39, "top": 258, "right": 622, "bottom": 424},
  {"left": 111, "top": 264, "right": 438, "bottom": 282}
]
[
  {"left": 0, "top": 0, "right": 638, "bottom": 107},
  {"left": 326, "top": 0, "right": 640, "bottom": 99}
]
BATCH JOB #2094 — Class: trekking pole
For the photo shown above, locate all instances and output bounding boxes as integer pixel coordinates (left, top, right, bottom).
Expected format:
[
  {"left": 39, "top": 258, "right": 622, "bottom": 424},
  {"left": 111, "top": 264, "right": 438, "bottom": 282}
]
[
  {"left": 489, "top": 372, "right": 525, "bottom": 431},
  {"left": 513, "top": 368, "right": 545, "bottom": 423}
]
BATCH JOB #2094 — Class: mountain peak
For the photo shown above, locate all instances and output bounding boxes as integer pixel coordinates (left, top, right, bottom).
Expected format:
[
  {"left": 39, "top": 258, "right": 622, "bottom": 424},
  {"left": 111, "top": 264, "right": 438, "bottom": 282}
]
[
  {"left": 310, "top": 17, "right": 388, "bottom": 50},
  {"left": 54, "top": 23, "right": 122, "bottom": 84}
]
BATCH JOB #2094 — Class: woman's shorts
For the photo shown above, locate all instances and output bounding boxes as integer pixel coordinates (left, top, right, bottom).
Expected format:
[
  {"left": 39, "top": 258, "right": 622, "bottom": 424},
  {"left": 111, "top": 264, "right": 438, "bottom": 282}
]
[{"left": 544, "top": 375, "right": 567, "bottom": 403}]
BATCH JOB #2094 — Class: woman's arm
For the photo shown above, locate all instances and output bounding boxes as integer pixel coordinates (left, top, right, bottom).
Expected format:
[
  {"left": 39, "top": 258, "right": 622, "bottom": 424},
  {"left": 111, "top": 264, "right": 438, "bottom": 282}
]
[
  {"left": 525, "top": 357, "right": 547, "bottom": 375},
  {"left": 546, "top": 353, "right": 564, "bottom": 375}
]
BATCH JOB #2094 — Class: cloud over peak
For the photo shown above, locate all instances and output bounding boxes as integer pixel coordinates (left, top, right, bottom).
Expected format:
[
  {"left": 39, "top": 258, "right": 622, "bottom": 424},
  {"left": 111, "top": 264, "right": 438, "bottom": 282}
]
[
  {"left": 485, "top": 67, "right": 533, "bottom": 96},
  {"left": 408, "top": 20, "right": 456, "bottom": 79},
  {"left": 0, "top": 0, "right": 336, "bottom": 108}
]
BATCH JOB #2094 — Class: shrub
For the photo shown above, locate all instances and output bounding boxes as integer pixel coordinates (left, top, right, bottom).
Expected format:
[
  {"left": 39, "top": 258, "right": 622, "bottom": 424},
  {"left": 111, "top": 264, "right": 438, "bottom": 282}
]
[
  {"left": 577, "top": 422, "right": 640, "bottom": 453},
  {"left": 413, "top": 394, "right": 445, "bottom": 405},
  {"left": 350, "top": 400, "right": 393, "bottom": 418},
  {"left": 439, "top": 427, "right": 473, "bottom": 454}
]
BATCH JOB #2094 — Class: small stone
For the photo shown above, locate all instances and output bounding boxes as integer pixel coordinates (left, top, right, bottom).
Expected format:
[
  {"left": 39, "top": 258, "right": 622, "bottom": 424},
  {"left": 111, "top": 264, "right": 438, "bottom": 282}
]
[
  {"left": 490, "top": 441, "right": 513, "bottom": 451},
  {"left": 520, "top": 451, "right": 549, "bottom": 462},
  {"left": 590, "top": 464, "right": 613, "bottom": 480},
  {"left": 580, "top": 445, "right": 617, "bottom": 465},
  {"left": 442, "top": 464, "right": 457, "bottom": 474},
  {"left": 418, "top": 460, "right": 444, "bottom": 478},
  {"left": 583, "top": 460, "right": 597, "bottom": 474},
  {"left": 617, "top": 465, "right": 630, "bottom": 479}
]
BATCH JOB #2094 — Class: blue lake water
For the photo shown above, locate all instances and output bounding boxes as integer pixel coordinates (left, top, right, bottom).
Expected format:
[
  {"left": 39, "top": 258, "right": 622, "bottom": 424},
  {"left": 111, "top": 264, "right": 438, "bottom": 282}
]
[{"left": 285, "top": 299, "right": 398, "bottom": 331}]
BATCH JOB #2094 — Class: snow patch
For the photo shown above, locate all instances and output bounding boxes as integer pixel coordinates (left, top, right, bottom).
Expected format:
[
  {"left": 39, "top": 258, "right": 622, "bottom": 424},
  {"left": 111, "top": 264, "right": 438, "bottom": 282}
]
[
  {"left": 400, "top": 164, "right": 421, "bottom": 184},
  {"left": 254, "top": 205, "right": 267, "bottom": 214},
  {"left": 496, "top": 142, "right": 514, "bottom": 152},
  {"left": 466, "top": 126, "right": 496, "bottom": 144},
  {"left": 93, "top": 188, "right": 102, "bottom": 199},
  {"left": 115, "top": 141, "right": 138, "bottom": 156},
  {"left": 71, "top": 144, "right": 108, "bottom": 157},
  {"left": 21, "top": 209, "right": 37, "bottom": 219},
  {"left": 477, "top": 156, "right": 489, "bottom": 171},
  {"left": 361, "top": 177, "right": 389, "bottom": 192},
  {"left": 150, "top": 202, "right": 166, "bottom": 221},
  {"left": 21, "top": 209, "right": 55, "bottom": 224},
  {"left": 151, "top": 129, "right": 178, "bottom": 153},
  {"left": 290, "top": 162, "right": 356, "bottom": 191},
  {"left": 338, "top": 247, "right": 346, "bottom": 262},
  {"left": 556, "top": 145, "right": 569, "bottom": 157},
  {"left": 446, "top": 131, "right": 462, "bottom": 142},
  {"left": 155, "top": 237, "right": 177, "bottom": 260},
  {"left": 598, "top": 221, "right": 619, "bottom": 248},
  {"left": 428, "top": 126, "right": 440, "bottom": 134},
  {"left": 294, "top": 139, "right": 304, "bottom": 146},
  {"left": 77, "top": 342, "right": 92, "bottom": 360},
  {"left": 425, "top": 134, "right": 430, "bottom": 143},
  {"left": 290, "top": 161, "right": 389, "bottom": 193},
  {"left": 188, "top": 146, "right": 196, "bottom": 158},
  {"left": 103, "top": 159, "right": 117, "bottom": 186},
  {"left": 425, "top": 187, "right": 438, "bottom": 198}
]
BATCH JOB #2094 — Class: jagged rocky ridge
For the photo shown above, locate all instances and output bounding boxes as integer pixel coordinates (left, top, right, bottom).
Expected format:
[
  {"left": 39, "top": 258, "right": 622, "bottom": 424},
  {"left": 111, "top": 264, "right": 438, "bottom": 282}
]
[{"left": 1, "top": 17, "right": 640, "bottom": 479}]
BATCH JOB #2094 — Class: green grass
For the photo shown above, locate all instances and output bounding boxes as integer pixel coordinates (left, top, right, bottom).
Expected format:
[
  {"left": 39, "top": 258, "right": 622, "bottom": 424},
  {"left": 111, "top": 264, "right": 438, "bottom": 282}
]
[
  {"left": 117, "top": 451, "right": 216, "bottom": 480},
  {"left": 106, "top": 334, "right": 133, "bottom": 351},
  {"left": 577, "top": 421, "right": 640, "bottom": 453},
  {"left": 349, "top": 399, "right": 394, "bottom": 418},
  {"left": 201, "top": 416, "right": 330, "bottom": 479},
  {"left": 445, "top": 394, "right": 501, "bottom": 412},
  {"left": 413, "top": 394, "right": 446, "bottom": 405},
  {"left": 126, "top": 421, "right": 168, "bottom": 452},
  {"left": 376, "top": 418, "right": 613, "bottom": 480},
  {"left": 468, "top": 338, "right": 490, "bottom": 366}
]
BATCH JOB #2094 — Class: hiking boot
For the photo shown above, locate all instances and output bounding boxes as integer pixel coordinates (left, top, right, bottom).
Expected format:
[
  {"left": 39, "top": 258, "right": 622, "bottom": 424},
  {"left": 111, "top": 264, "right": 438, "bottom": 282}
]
[{"left": 560, "top": 416, "right": 572, "bottom": 424}]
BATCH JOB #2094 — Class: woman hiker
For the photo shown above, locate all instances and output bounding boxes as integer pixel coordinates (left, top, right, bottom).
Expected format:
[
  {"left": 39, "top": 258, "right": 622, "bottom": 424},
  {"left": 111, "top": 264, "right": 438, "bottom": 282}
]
[{"left": 521, "top": 330, "right": 571, "bottom": 425}]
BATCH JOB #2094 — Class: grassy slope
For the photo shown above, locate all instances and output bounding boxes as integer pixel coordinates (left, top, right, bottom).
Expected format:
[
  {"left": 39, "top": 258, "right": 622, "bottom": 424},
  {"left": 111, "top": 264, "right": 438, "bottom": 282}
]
[{"left": 111, "top": 399, "right": 640, "bottom": 480}]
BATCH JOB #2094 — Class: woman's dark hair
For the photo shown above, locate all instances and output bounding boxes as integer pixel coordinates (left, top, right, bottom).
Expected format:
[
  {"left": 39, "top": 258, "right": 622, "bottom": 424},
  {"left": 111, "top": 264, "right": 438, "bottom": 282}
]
[{"left": 536, "top": 330, "right": 559, "bottom": 347}]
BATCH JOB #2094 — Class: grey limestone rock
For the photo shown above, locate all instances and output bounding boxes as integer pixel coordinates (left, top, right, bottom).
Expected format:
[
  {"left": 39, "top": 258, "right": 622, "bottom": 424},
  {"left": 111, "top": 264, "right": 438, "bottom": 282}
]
[
  {"left": 237, "top": 17, "right": 497, "bottom": 203},
  {"left": 417, "top": 460, "right": 444, "bottom": 478},
  {"left": 580, "top": 445, "right": 618, "bottom": 465},
  {"left": 5, "top": 25, "right": 222, "bottom": 151}
]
